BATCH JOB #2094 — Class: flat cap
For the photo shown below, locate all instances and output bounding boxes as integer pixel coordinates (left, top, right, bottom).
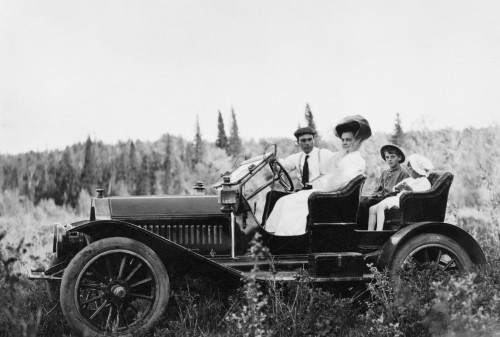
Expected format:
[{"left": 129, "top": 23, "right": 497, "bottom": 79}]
[{"left": 294, "top": 126, "right": 317, "bottom": 138}]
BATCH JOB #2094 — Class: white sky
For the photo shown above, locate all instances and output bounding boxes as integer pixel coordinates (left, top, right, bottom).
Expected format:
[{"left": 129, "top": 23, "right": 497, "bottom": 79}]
[{"left": 1, "top": 0, "right": 499, "bottom": 154}]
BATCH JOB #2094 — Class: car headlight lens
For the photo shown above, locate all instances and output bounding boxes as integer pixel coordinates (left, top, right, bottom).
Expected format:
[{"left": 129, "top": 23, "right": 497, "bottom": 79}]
[
  {"left": 219, "top": 188, "right": 237, "bottom": 204},
  {"left": 219, "top": 186, "right": 239, "bottom": 213}
]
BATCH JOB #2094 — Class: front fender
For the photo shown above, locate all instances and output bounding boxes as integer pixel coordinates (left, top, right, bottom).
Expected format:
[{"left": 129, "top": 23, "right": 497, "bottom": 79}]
[
  {"left": 68, "top": 220, "right": 241, "bottom": 281},
  {"left": 377, "top": 222, "right": 486, "bottom": 269}
]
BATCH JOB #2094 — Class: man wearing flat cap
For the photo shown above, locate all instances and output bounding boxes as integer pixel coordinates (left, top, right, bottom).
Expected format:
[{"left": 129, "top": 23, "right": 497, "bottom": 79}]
[{"left": 279, "top": 126, "right": 334, "bottom": 190}]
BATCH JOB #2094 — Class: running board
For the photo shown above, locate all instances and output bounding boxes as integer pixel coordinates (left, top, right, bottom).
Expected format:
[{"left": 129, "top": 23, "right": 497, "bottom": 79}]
[{"left": 250, "top": 270, "right": 373, "bottom": 283}]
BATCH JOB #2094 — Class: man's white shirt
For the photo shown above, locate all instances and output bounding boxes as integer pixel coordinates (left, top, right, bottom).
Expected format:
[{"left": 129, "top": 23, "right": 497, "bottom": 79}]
[{"left": 279, "top": 147, "right": 335, "bottom": 187}]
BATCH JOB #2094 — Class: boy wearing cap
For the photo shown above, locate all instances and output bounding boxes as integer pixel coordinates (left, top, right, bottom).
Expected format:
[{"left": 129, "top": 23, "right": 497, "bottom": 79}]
[
  {"left": 371, "top": 145, "right": 410, "bottom": 198},
  {"left": 357, "top": 144, "right": 409, "bottom": 227},
  {"left": 367, "top": 154, "right": 433, "bottom": 231},
  {"left": 279, "top": 126, "right": 334, "bottom": 190}
]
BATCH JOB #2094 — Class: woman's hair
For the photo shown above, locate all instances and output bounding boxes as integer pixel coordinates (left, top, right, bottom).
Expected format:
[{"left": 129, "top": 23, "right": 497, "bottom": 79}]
[{"left": 336, "top": 121, "right": 360, "bottom": 137}]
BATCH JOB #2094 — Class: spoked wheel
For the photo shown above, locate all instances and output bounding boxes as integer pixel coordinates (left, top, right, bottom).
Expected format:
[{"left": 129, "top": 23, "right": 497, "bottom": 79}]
[
  {"left": 60, "top": 237, "right": 170, "bottom": 337},
  {"left": 389, "top": 233, "right": 472, "bottom": 290}
]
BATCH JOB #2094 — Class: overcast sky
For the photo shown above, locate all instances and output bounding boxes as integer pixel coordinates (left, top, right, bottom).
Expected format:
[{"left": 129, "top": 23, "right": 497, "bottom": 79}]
[{"left": 1, "top": 0, "right": 499, "bottom": 154}]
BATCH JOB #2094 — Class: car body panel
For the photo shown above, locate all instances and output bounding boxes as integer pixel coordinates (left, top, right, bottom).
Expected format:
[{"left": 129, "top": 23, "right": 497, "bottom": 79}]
[{"left": 69, "top": 220, "right": 242, "bottom": 281}]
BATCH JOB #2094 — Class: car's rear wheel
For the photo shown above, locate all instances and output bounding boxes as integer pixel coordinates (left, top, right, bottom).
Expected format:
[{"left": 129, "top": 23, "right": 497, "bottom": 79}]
[
  {"left": 60, "top": 237, "right": 170, "bottom": 337},
  {"left": 389, "top": 233, "right": 472, "bottom": 289}
]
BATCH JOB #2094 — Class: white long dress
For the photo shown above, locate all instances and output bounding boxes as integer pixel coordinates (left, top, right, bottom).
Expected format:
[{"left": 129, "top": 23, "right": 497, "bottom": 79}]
[{"left": 265, "top": 150, "right": 366, "bottom": 236}]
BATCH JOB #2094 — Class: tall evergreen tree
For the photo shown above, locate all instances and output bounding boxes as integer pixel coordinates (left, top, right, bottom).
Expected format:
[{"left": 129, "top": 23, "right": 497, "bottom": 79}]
[
  {"left": 21, "top": 154, "right": 37, "bottom": 200},
  {"left": 2, "top": 164, "right": 19, "bottom": 190},
  {"left": 34, "top": 163, "right": 47, "bottom": 204},
  {"left": 185, "top": 143, "right": 194, "bottom": 171},
  {"left": 193, "top": 116, "right": 204, "bottom": 166},
  {"left": 115, "top": 142, "right": 129, "bottom": 182},
  {"left": 162, "top": 135, "right": 172, "bottom": 194},
  {"left": 389, "top": 113, "right": 405, "bottom": 146},
  {"left": 128, "top": 141, "right": 138, "bottom": 193},
  {"left": 304, "top": 103, "right": 320, "bottom": 143},
  {"left": 93, "top": 140, "right": 107, "bottom": 192},
  {"left": 44, "top": 152, "right": 59, "bottom": 201},
  {"left": 227, "top": 107, "right": 242, "bottom": 156},
  {"left": 135, "top": 153, "right": 150, "bottom": 195},
  {"left": 149, "top": 151, "right": 160, "bottom": 195},
  {"left": 215, "top": 111, "right": 228, "bottom": 150},
  {"left": 173, "top": 138, "right": 189, "bottom": 194},
  {"left": 21, "top": 170, "right": 33, "bottom": 200},
  {"left": 304, "top": 103, "right": 317, "bottom": 130},
  {"left": 55, "top": 147, "right": 80, "bottom": 207},
  {"left": 80, "top": 136, "right": 97, "bottom": 194}
]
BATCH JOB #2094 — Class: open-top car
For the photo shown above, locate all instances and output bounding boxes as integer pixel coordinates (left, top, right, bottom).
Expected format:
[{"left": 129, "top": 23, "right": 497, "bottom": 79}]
[{"left": 29, "top": 143, "right": 486, "bottom": 337}]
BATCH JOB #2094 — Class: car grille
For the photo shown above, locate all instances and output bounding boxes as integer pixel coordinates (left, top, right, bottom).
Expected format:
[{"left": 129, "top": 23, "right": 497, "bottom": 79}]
[{"left": 141, "top": 224, "right": 225, "bottom": 245}]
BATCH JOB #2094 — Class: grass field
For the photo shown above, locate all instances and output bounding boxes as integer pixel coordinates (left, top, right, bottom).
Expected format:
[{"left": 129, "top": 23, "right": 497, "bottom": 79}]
[{"left": 1, "top": 184, "right": 499, "bottom": 337}]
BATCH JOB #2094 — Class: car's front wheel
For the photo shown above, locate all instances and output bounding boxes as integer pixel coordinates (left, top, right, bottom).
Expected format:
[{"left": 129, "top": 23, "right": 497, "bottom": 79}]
[
  {"left": 389, "top": 233, "right": 473, "bottom": 289},
  {"left": 60, "top": 237, "right": 170, "bottom": 337}
]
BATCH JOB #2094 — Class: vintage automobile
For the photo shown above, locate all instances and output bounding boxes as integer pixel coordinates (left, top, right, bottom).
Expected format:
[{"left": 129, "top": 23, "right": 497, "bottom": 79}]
[{"left": 29, "top": 143, "right": 486, "bottom": 337}]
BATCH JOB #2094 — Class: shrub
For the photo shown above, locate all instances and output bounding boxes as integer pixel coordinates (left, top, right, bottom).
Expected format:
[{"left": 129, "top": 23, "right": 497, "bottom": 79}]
[{"left": 225, "top": 233, "right": 273, "bottom": 337}]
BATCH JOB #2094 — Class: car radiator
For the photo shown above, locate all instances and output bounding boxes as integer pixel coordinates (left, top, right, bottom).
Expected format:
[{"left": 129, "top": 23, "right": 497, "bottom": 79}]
[{"left": 141, "top": 224, "right": 225, "bottom": 245}]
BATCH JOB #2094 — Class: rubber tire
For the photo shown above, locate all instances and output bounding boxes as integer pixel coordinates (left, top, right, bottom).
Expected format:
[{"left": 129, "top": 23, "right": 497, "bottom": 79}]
[
  {"left": 389, "top": 233, "right": 472, "bottom": 289},
  {"left": 60, "top": 237, "right": 170, "bottom": 337}
]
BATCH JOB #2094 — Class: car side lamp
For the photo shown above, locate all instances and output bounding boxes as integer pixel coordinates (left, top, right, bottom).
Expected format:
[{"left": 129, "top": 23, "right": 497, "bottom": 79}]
[
  {"left": 219, "top": 176, "right": 238, "bottom": 213},
  {"left": 192, "top": 180, "right": 207, "bottom": 195}
]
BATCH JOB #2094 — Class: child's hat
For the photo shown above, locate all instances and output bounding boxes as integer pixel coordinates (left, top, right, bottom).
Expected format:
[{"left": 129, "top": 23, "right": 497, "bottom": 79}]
[
  {"left": 408, "top": 154, "right": 434, "bottom": 177},
  {"left": 380, "top": 144, "right": 406, "bottom": 163}
]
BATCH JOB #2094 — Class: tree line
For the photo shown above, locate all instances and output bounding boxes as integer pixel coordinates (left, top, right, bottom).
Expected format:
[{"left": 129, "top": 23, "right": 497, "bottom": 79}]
[
  {"left": 1, "top": 107, "right": 498, "bottom": 212},
  {"left": 1, "top": 133, "right": 234, "bottom": 209},
  {"left": 0, "top": 105, "right": 322, "bottom": 209}
]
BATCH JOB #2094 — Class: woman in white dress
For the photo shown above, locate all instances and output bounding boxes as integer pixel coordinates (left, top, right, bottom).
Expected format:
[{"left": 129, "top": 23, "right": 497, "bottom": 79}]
[{"left": 265, "top": 115, "right": 372, "bottom": 236}]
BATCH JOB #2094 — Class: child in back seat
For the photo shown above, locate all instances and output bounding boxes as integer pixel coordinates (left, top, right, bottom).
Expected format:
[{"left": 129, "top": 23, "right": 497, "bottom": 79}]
[
  {"left": 367, "top": 154, "right": 433, "bottom": 231},
  {"left": 357, "top": 144, "right": 409, "bottom": 227}
]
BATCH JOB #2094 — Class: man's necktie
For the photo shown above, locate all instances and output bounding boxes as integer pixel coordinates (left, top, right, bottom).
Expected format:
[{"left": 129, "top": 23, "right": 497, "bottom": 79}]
[{"left": 302, "top": 155, "right": 309, "bottom": 185}]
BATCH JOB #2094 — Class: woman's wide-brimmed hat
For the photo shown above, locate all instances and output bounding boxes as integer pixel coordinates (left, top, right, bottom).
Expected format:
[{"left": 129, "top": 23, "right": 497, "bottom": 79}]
[
  {"left": 380, "top": 144, "right": 406, "bottom": 163},
  {"left": 407, "top": 154, "right": 434, "bottom": 177},
  {"left": 335, "top": 115, "right": 372, "bottom": 142}
]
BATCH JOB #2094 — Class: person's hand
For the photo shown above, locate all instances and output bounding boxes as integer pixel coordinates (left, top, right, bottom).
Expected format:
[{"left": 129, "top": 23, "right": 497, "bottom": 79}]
[
  {"left": 398, "top": 182, "right": 413, "bottom": 192},
  {"left": 394, "top": 184, "right": 404, "bottom": 192},
  {"left": 271, "top": 161, "right": 280, "bottom": 174}
]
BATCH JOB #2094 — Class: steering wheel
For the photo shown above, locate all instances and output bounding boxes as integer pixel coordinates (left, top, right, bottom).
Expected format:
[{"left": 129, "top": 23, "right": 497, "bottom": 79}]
[{"left": 269, "top": 159, "right": 294, "bottom": 192}]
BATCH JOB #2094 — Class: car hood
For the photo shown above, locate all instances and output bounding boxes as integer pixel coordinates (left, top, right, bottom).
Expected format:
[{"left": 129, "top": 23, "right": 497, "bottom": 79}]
[{"left": 107, "top": 195, "right": 224, "bottom": 218}]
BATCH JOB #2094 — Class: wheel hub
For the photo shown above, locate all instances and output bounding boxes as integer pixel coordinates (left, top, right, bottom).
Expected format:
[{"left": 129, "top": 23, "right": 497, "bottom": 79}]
[{"left": 111, "top": 284, "right": 127, "bottom": 299}]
